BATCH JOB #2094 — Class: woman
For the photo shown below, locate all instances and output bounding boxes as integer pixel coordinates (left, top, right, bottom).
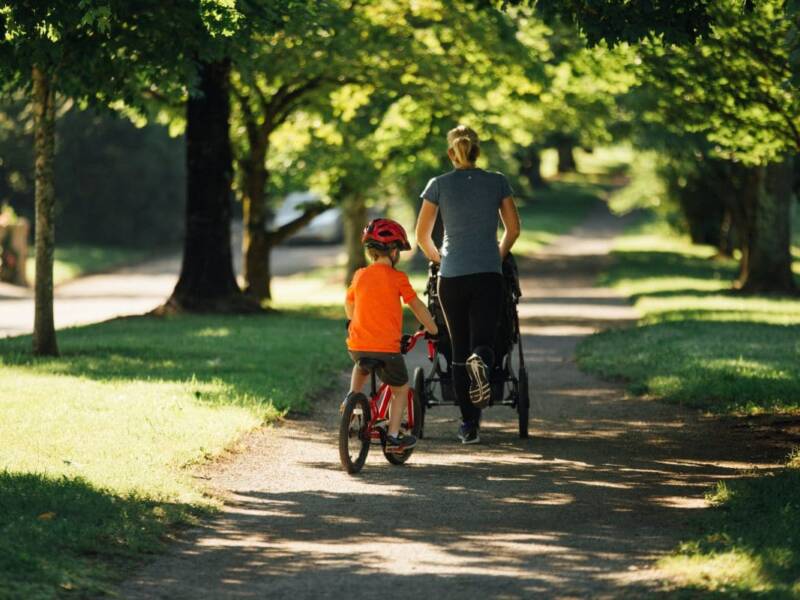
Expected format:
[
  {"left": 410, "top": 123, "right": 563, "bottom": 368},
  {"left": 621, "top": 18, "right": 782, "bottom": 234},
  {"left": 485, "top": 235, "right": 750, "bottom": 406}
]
[{"left": 416, "top": 125, "right": 521, "bottom": 444}]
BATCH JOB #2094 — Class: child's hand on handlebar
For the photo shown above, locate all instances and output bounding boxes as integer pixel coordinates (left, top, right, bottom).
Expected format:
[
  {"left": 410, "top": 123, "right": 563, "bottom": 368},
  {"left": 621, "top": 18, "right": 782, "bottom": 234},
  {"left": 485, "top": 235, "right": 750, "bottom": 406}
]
[{"left": 400, "top": 333, "right": 413, "bottom": 354}]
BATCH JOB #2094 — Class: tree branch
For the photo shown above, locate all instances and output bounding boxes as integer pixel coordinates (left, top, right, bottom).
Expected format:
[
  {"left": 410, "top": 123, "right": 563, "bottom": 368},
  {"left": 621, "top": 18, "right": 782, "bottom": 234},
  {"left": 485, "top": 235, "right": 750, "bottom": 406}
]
[
  {"left": 268, "top": 201, "right": 331, "bottom": 246},
  {"left": 231, "top": 86, "right": 259, "bottom": 150}
]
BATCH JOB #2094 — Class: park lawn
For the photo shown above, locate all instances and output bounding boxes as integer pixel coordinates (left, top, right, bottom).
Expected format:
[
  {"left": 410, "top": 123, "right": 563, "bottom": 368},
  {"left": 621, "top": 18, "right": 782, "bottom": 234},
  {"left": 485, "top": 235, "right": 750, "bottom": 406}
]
[
  {"left": 657, "top": 452, "right": 800, "bottom": 598},
  {"left": 576, "top": 215, "right": 800, "bottom": 597},
  {"left": 577, "top": 217, "right": 800, "bottom": 414},
  {"left": 0, "top": 308, "right": 349, "bottom": 599},
  {"left": 25, "top": 244, "right": 156, "bottom": 286}
]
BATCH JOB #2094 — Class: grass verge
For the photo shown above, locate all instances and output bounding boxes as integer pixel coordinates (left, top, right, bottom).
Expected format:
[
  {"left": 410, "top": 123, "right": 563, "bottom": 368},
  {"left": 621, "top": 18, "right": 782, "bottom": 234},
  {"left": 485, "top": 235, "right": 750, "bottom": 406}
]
[
  {"left": 576, "top": 213, "right": 800, "bottom": 597},
  {"left": 0, "top": 308, "right": 348, "bottom": 599},
  {"left": 25, "top": 244, "right": 158, "bottom": 286},
  {"left": 577, "top": 217, "right": 800, "bottom": 414},
  {"left": 657, "top": 452, "right": 800, "bottom": 598}
]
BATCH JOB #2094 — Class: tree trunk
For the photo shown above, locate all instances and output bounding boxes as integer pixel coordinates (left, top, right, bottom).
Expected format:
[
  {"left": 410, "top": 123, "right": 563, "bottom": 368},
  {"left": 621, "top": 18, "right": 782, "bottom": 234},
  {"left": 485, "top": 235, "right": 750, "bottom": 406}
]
[
  {"left": 159, "top": 59, "right": 257, "bottom": 314},
  {"left": 556, "top": 140, "right": 577, "bottom": 173},
  {"left": 716, "top": 209, "right": 735, "bottom": 258},
  {"left": 242, "top": 153, "right": 270, "bottom": 301},
  {"left": 32, "top": 65, "right": 58, "bottom": 356},
  {"left": 343, "top": 194, "right": 368, "bottom": 284},
  {"left": 737, "top": 159, "right": 797, "bottom": 294},
  {"left": 516, "top": 145, "right": 547, "bottom": 190}
]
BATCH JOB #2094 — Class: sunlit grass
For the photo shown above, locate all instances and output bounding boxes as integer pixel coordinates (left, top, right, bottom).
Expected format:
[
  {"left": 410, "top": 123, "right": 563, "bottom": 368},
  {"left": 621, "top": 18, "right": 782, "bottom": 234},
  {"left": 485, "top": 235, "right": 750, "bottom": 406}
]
[
  {"left": 577, "top": 212, "right": 800, "bottom": 597},
  {"left": 0, "top": 309, "right": 348, "bottom": 598},
  {"left": 658, "top": 460, "right": 800, "bottom": 598},
  {"left": 578, "top": 216, "right": 800, "bottom": 414}
]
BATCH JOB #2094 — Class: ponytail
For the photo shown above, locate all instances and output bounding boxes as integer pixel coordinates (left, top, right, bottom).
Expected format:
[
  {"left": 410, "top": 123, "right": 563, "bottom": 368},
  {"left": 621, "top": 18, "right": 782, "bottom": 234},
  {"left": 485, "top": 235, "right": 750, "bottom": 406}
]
[
  {"left": 451, "top": 136, "right": 473, "bottom": 168},
  {"left": 447, "top": 125, "right": 480, "bottom": 168}
]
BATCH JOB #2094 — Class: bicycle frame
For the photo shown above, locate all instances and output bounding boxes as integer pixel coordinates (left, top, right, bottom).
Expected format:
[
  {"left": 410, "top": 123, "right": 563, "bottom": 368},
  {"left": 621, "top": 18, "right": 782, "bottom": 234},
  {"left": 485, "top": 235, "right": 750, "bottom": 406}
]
[
  {"left": 362, "top": 330, "right": 425, "bottom": 443},
  {"left": 366, "top": 382, "right": 416, "bottom": 444}
]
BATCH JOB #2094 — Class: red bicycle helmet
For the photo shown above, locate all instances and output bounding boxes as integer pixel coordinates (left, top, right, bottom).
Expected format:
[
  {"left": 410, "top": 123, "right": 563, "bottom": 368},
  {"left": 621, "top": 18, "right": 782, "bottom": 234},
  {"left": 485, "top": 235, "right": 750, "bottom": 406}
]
[{"left": 362, "top": 218, "right": 411, "bottom": 251}]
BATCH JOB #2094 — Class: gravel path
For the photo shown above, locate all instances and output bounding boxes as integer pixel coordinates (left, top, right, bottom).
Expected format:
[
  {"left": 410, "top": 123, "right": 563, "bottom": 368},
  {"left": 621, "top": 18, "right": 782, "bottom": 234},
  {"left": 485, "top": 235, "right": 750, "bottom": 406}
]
[
  {"left": 0, "top": 234, "right": 343, "bottom": 338},
  {"left": 115, "top": 205, "right": 786, "bottom": 599}
]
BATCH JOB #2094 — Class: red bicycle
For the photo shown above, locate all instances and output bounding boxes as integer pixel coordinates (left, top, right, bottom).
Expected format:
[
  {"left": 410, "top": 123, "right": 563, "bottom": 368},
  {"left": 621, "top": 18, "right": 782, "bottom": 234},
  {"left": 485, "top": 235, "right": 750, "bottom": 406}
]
[{"left": 338, "top": 330, "right": 430, "bottom": 474}]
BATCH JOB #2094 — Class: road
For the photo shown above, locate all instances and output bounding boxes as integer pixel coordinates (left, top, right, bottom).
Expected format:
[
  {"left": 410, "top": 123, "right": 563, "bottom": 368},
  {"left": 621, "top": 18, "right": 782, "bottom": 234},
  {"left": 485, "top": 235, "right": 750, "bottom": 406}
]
[
  {"left": 0, "top": 235, "right": 344, "bottom": 338},
  {"left": 114, "top": 204, "right": 785, "bottom": 599}
]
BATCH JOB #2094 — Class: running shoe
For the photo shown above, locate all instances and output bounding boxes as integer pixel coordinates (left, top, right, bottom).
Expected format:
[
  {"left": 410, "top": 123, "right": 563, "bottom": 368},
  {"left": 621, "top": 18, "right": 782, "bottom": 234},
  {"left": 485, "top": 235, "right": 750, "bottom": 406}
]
[
  {"left": 466, "top": 353, "right": 491, "bottom": 407},
  {"left": 385, "top": 432, "right": 417, "bottom": 453},
  {"left": 457, "top": 421, "right": 480, "bottom": 444}
]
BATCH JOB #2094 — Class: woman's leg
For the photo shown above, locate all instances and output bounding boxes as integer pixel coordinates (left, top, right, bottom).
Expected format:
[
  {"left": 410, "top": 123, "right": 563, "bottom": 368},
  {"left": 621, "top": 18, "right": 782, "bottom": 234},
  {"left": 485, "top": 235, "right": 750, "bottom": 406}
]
[
  {"left": 468, "top": 273, "right": 504, "bottom": 366},
  {"left": 437, "top": 275, "right": 480, "bottom": 424}
]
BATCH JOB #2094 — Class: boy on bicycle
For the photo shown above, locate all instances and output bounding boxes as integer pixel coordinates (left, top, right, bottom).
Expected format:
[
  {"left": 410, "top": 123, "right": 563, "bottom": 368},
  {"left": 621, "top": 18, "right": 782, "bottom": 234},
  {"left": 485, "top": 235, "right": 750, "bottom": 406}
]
[{"left": 345, "top": 218, "right": 438, "bottom": 453}]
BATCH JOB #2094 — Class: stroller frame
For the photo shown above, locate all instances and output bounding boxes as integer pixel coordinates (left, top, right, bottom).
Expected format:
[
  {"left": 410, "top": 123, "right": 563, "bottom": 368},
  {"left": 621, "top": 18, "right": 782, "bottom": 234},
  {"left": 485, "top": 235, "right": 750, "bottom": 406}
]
[{"left": 414, "top": 255, "right": 530, "bottom": 439}]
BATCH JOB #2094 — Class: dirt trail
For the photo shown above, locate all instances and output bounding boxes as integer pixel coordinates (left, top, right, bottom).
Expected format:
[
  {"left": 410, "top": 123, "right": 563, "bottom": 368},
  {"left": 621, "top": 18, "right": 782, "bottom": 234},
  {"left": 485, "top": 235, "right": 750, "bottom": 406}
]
[{"left": 116, "top": 205, "right": 785, "bottom": 599}]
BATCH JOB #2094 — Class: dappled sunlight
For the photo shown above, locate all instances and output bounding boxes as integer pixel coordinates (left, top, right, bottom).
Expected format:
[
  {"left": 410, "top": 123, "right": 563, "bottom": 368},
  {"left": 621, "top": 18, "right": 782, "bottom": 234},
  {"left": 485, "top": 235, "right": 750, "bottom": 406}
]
[
  {"left": 193, "top": 327, "right": 232, "bottom": 338},
  {"left": 649, "top": 496, "right": 707, "bottom": 509}
]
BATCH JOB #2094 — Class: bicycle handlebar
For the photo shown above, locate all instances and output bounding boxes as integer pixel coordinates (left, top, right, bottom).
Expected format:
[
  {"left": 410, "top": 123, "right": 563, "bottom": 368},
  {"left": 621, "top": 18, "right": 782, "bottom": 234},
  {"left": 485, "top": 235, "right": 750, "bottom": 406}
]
[{"left": 401, "top": 330, "right": 427, "bottom": 354}]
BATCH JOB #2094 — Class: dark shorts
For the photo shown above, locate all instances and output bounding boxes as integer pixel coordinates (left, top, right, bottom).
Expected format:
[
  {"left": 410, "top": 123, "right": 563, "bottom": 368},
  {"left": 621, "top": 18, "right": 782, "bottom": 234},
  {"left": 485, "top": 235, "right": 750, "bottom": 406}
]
[{"left": 349, "top": 351, "right": 409, "bottom": 386}]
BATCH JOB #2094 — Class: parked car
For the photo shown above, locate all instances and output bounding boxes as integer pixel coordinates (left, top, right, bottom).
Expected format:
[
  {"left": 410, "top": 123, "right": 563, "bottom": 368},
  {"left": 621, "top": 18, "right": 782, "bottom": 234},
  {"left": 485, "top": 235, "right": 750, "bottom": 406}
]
[{"left": 271, "top": 192, "right": 343, "bottom": 244}]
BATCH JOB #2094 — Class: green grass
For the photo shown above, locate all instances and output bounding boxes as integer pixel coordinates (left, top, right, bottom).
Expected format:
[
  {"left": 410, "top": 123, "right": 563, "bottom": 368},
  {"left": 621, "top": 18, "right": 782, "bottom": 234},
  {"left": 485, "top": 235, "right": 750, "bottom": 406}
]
[
  {"left": 577, "top": 212, "right": 800, "bottom": 597},
  {"left": 25, "top": 244, "right": 156, "bottom": 286},
  {"left": 658, "top": 452, "right": 800, "bottom": 598},
  {"left": 577, "top": 217, "right": 800, "bottom": 414},
  {"left": 0, "top": 308, "right": 349, "bottom": 598}
]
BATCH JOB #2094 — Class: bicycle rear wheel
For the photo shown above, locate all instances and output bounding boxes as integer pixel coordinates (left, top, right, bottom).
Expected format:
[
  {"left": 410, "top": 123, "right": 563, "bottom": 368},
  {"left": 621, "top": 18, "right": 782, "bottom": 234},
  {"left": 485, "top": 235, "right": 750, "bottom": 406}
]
[
  {"left": 339, "top": 393, "right": 371, "bottom": 474},
  {"left": 384, "top": 390, "right": 421, "bottom": 466}
]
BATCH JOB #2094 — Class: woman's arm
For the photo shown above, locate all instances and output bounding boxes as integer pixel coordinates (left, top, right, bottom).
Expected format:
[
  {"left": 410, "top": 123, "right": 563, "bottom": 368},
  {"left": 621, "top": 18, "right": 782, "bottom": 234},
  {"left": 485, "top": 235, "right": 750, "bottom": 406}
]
[
  {"left": 498, "top": 196, "right": 521, "bottom": 259},
  {"left": 415, "top": 200, "right": 442, "bottom": 264}
]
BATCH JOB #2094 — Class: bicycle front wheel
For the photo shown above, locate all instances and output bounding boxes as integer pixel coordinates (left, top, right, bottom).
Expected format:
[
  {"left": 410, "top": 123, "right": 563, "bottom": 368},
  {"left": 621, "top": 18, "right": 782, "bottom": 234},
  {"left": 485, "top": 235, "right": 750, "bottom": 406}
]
[{"left": 339, "top": 393, "right": 371, "bottom": 474}]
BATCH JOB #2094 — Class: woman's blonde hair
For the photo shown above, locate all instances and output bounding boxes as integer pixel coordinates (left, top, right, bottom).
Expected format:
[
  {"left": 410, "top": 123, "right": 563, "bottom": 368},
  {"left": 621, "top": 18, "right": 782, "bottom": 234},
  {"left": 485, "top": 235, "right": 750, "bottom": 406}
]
[{"left": 447, "top": 125, "right": 480, "bottom": 168}]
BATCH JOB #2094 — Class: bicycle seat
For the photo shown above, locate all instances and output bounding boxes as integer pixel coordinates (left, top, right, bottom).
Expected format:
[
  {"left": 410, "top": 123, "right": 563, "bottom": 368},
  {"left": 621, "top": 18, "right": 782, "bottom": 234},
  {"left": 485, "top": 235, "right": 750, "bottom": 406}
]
[{"left": 357, "top": 358, "right": 385, "bottom": 371}]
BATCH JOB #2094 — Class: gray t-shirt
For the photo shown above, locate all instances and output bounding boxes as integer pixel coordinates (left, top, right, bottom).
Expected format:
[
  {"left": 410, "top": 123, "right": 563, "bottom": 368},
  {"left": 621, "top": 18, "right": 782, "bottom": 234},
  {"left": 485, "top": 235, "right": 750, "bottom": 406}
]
[{"left": 420, "top": 168, "right": 513, "bottom": 278}]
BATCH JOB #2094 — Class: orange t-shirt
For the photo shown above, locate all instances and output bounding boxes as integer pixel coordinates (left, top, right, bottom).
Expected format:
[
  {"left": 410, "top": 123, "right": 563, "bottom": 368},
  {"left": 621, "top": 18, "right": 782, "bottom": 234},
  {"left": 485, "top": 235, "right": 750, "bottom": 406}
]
[{"left": 346, "top": 263, "right": 418, "bottom": 353}]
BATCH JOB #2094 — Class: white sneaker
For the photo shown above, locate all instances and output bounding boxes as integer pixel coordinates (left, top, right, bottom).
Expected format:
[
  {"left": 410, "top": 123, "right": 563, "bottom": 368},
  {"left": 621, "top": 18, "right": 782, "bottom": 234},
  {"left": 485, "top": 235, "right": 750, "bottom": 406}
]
[{"left": 466, "top": 353, "right": 491, "bottom": 407}]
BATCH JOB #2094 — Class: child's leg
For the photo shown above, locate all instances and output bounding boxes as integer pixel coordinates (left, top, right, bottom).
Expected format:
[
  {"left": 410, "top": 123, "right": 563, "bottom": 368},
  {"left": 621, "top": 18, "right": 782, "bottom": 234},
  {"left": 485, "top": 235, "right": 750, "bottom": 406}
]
[
  {"left": 349, "top": 363, "right": 369, "bottom": 394},
  {"left": 387, "top": 383, "right": 409, "bottom": 437}
]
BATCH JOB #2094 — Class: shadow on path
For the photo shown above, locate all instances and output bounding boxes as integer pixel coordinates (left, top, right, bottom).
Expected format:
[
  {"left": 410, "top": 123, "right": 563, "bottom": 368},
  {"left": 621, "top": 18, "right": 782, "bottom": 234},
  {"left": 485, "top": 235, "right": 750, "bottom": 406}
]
[{"left": 114, "top": 204, "right": 788, "bottom": 600}]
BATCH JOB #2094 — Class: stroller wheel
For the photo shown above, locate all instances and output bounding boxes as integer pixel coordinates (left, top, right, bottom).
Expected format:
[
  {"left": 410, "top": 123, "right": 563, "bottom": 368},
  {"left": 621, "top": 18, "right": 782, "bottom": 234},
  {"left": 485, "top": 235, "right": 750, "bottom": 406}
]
[
  {"left": 413, "top": 367, "right": 427, "bottom": 439},
  {"left": 517, "top": 368, "right": 530, "bottom": 439}
]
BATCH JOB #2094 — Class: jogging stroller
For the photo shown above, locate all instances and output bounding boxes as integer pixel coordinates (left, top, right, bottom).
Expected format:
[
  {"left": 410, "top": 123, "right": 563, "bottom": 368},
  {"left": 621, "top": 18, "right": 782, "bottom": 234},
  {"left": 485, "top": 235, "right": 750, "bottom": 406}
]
[{"left": 414, "top": 253, "right": 530, "bottom": 438}]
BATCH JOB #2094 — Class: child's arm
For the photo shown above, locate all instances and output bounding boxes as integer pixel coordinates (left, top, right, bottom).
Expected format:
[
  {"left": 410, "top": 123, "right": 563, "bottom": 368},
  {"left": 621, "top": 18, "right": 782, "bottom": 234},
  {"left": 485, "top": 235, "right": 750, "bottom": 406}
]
[{"left": 408, "top": 297, "right": 438, "bottom": 335}]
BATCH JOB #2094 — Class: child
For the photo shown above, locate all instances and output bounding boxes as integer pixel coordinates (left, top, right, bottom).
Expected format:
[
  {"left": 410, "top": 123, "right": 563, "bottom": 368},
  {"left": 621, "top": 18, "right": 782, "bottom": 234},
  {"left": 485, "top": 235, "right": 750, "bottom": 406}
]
[{"left": 345, "top": 218, "right": 438, "bottom": 453}]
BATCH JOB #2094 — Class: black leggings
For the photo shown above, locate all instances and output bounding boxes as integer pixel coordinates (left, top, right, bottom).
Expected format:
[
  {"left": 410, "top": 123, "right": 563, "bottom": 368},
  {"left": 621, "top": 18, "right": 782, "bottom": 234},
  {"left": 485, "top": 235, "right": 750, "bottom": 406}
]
[{"left": 438, "top": 272, "right": 503, "bottom": 423}]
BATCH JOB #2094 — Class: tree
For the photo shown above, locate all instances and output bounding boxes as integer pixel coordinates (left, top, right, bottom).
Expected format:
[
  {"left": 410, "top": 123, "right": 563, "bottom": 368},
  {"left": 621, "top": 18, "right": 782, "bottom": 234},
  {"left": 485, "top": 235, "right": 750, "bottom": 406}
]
[
  {"left": 231, "top": 0, "right": 534, "bottom": 298},
  {"left": 229, "top": 0, "right": 377, "bottom": 300},
  {"left": 635, "top": 0, "right": 798, "bottom": 292},
  {"left": 0, "top": 2, "right": 141, "bottom": 355}
]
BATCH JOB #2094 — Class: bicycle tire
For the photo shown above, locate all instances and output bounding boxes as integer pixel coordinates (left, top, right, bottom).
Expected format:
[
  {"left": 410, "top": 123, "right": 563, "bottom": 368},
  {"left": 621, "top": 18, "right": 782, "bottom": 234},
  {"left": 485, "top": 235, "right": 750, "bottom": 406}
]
[
  {"left": 383, "top": 389, "right": 421, "bottom": 466},
  {"left": 518, "top": 367, "right": 530, "bottom": 439},
  {"left": 413, "top": 367, "right": 427, "bottom": 439},
  {"left": 339, "top": 393, "right": 371, "bottom": 474}
]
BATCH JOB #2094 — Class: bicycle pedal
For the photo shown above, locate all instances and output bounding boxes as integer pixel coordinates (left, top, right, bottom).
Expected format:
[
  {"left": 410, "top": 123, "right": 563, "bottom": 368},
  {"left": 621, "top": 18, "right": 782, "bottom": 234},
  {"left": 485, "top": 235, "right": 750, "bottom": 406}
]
[{"left": 373, "top": 419, "right": 389, "bottom": 430}]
